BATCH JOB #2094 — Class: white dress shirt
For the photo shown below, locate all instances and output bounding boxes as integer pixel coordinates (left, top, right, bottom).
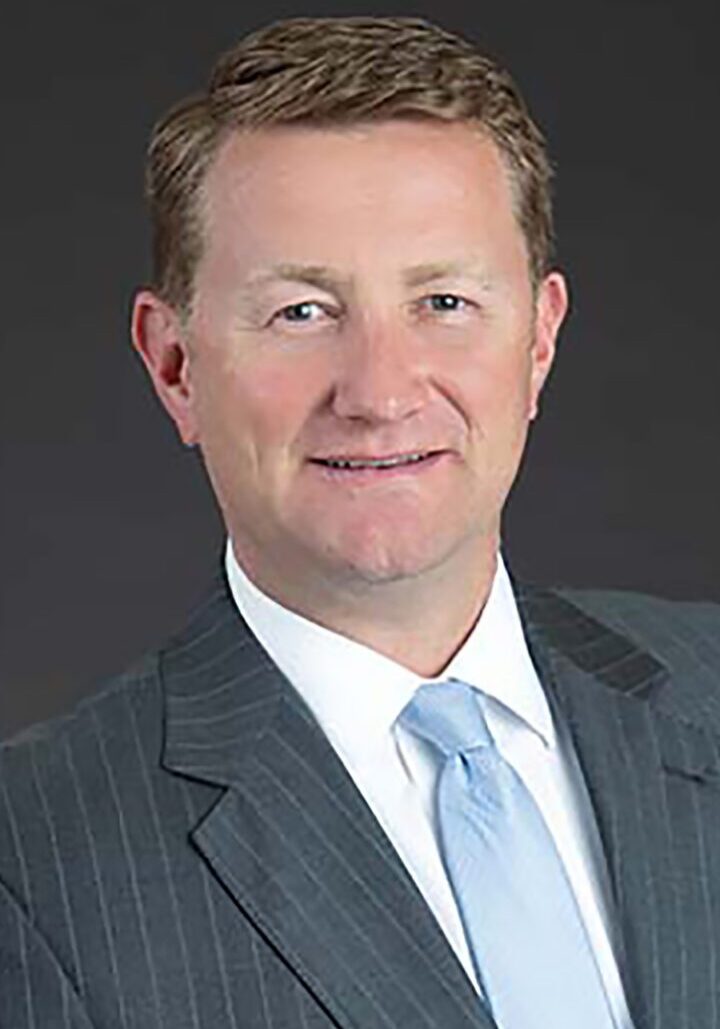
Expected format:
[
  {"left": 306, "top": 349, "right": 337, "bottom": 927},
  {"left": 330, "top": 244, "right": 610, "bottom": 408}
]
[{"left": 225, "top": 540, "right": 633, "bottom": 1027}]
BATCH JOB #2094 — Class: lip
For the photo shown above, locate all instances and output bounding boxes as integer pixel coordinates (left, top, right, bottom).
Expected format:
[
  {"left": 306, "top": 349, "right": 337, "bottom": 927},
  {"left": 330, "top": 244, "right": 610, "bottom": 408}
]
[{"left": 307, "top": 450, "right": 451, "bottom": 482}]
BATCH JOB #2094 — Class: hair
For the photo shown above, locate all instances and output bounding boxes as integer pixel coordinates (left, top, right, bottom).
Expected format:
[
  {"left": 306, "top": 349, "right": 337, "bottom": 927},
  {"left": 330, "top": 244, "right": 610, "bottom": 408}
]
[{"left": 145, "top": 16, "right": 555, "bottom": 316}]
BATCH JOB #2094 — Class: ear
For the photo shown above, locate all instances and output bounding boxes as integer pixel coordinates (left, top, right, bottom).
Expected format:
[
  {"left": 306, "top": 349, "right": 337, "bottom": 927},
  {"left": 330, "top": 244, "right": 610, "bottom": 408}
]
[
  {"left": 528, "top": 271, "right": 569, "bottom": 421},
  {"left": 131, "top": 290, "right": 199, "bottom": 445}
]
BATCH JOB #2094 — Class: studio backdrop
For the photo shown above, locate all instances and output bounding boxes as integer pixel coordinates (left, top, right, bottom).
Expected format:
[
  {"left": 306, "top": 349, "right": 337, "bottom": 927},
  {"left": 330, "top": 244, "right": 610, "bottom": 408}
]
[{"left": 1, "top": 0, "right": 718, "bottom": 735}]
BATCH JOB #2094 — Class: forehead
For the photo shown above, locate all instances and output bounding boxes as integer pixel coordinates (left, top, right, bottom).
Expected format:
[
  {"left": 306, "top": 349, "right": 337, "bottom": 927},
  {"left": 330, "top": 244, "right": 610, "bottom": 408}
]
[{"left": 197, "top": 120, "right": 524, "bottom": 275}]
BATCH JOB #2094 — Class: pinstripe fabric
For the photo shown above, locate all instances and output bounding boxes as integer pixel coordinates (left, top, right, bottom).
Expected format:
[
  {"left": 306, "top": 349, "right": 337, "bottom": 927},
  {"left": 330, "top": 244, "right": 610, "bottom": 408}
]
[
  {"left": 1, "top": 571, "right": 720, "bottom": 1028},
  {"left": 516, "top": 585, "right": 720, "bottom": 1029}
]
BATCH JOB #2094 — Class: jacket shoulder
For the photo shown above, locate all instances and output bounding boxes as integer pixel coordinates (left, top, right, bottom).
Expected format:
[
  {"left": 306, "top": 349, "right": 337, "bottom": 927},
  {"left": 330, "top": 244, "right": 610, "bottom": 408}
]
[
  {"left": 554, "top": 585, "right": 720, "bottom": 728},
  {"left": 556, "top": 585, "right": 720, "bottom": 655},
  {"left": 1, "top": 650, "right": 161, "bottom": 759},
  {"left": 0, "top": 652, "right": 163, "bottom": 900}
]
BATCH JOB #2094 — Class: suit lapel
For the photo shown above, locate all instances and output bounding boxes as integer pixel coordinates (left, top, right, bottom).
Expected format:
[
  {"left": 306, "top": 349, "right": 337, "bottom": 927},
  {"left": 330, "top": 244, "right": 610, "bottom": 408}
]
[
  {"left": 516, "top": 584, "right": 720, "bottom": 1029},
  {"left": 161, "top": 576, "right": 490, "bottom": 1029}
]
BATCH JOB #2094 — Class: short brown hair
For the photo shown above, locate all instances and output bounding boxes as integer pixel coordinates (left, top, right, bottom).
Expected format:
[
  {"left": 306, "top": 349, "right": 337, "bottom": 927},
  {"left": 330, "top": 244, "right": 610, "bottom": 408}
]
[{"left": 146, "top": 16, "right": 555, "bottom": 315}]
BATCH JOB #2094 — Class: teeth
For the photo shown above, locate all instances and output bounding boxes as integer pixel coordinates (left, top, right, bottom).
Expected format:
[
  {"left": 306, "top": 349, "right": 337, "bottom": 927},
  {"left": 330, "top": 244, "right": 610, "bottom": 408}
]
[{"left": 321, "top": 453, "right": 430, "bottom": 469}]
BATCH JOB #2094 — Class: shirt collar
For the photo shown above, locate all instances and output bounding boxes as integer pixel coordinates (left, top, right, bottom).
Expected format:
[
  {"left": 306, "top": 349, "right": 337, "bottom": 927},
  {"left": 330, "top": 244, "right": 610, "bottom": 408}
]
[
  {"left": 444, "top": 557, "right": 554, "bottom": 747},
  {"left": 224, "top": 539, "right": 553, "bottom": 754}
]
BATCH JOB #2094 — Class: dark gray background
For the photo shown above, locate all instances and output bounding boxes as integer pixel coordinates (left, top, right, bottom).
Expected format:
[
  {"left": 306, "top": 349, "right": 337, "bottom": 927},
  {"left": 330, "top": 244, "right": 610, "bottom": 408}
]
[{"left": 1, "top": 0, "right": 718, "bottom": 736}]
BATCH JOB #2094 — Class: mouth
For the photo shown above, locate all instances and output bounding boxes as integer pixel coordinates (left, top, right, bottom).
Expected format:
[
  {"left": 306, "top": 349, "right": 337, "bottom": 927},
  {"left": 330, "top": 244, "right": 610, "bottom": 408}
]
[{"left": 308, "top": 450, "right": 447, "bottom": 476}]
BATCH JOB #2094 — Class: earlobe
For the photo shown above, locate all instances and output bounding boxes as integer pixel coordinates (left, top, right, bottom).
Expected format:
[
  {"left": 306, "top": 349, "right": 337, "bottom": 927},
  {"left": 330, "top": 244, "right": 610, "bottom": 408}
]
[
  {"left": 528, "top": 271, "right": 569, "bottom": 421},
  {"left": 131, "top": 290, "right": 199, "bottom": 446}
]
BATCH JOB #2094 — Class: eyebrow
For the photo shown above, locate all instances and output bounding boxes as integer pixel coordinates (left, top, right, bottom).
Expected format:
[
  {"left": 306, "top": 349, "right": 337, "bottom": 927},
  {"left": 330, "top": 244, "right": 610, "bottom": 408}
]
[
  {"left": 243, "top": 260, "right": 494, "bottom": 295},
  {"left": 245, "top": 264, "right": 351, "bottom": 295},
  {"left": 401, "top": 261, "right": 494, "bottom": 290}
]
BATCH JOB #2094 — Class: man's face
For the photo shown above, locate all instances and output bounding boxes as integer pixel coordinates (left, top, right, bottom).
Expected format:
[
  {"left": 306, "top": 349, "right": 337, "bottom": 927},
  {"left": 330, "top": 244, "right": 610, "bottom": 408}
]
[{"left": 137, "top": 121, "right": 567, "bottom": 597}]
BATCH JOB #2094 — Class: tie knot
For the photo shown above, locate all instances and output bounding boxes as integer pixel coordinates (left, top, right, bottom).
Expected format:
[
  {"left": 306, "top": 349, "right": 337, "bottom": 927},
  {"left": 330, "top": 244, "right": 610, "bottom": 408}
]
[{"left": 398, "top": 679, "right": 493, "bottom": 758}]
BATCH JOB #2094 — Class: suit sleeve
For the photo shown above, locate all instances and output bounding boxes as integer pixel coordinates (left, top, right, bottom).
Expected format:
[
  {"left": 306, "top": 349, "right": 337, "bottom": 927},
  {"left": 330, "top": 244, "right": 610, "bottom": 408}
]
[{"left": 0, "top": 877, "right": 96, "bottom": 1029}]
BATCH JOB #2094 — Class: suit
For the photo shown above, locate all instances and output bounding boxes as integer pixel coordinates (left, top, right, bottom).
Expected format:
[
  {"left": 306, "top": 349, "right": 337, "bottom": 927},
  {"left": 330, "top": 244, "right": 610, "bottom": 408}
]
[{"left": 2, "top": 569, "right": 720, "bottom": 1029}]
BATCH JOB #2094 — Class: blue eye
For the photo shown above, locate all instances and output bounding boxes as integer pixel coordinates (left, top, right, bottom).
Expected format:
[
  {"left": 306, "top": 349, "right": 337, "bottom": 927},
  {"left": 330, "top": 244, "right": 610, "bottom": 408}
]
[
  {"left": 278, "top": 301, "right": 323, "bottom": 322},
  {"left": 426, "top": 294, "right": 467, "bottom": 312}
]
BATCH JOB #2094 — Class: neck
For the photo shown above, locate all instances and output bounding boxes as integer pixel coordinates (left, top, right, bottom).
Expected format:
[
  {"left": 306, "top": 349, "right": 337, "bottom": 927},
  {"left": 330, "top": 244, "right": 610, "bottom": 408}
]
[{"left": 232, "top": 539, "right": 499, "bottom": 677}]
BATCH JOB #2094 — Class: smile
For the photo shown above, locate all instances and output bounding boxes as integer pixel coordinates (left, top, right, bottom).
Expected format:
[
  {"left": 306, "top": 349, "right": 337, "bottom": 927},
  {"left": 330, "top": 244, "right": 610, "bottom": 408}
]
[{"left": 312, "top": 452, "right": 437, "bottom": 470}]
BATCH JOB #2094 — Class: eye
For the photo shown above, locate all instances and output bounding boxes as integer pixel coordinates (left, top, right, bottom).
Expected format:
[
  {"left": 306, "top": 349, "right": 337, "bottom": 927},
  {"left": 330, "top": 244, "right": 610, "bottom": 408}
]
[
  {"left": 423, "top": 293, "right": 471, "bottom": 313},
  {"left": 272, "top": 301, "right": 332, "bottom": 325}
]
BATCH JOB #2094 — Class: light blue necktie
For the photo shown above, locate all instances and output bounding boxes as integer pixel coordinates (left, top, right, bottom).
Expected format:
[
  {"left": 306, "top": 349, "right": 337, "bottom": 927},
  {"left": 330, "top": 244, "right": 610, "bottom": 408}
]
[{"left": 398, "top": 679, "right": 613, "bottom": 1029}]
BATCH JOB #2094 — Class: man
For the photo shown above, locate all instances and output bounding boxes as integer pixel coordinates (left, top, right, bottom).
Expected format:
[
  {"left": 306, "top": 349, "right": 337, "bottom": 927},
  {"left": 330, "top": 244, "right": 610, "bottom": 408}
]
[{"left": 1, "top": 15, "right": 719, "bottom": 1029}]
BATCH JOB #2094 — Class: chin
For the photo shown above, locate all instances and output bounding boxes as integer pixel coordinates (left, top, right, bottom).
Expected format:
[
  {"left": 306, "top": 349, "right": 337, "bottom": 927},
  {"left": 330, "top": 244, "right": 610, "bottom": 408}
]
[
  {"left": 294, "top": 504, "right": 494, "bottom": 589},
  {"left": 324, "top": 531, "right": 465, "bottom": 587}
]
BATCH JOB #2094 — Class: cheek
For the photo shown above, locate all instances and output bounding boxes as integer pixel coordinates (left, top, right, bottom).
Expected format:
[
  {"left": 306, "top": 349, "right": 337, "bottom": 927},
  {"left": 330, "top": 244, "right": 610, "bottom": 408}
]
[
  {"left": 201, "top": 352, "right": 324, "bottom": 458},
  {"left": 447, "top": 343, "right": 534, "bottom": 430}
]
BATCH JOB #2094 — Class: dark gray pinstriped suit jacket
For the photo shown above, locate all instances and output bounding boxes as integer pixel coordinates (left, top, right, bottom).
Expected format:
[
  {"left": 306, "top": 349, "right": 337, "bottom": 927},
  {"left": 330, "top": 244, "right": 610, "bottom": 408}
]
[{"left": 2, "top": 570, "right": 720, "bottom": 1029}]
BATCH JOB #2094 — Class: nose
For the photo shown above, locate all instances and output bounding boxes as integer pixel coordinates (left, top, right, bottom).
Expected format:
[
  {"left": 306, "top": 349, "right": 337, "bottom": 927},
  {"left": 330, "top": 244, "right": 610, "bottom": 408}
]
[{"left": 330, "top": 318, "right": 429, "bottom": 424}]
